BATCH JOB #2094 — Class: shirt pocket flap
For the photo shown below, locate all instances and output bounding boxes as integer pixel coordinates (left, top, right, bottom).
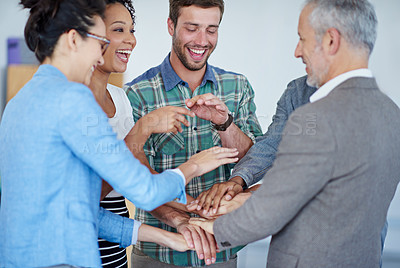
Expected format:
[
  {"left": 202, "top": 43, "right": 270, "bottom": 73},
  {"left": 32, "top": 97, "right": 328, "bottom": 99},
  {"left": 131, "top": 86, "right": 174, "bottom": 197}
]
[{"left": 153, "top": 132, "right": 185, "bottom": 155}]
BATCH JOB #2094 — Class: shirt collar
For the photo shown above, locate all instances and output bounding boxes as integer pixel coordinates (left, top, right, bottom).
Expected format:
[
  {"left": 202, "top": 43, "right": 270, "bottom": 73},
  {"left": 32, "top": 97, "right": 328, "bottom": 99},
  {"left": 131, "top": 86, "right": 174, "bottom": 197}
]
[
  {"left": 310, "top": 68, "right": 373, "bottom": 103},
  {"left": 38, "top": 64, "right": 68, "bottom": 80},
  {"left": 160, "top": 53, "right": 218, "bottom": 91}
]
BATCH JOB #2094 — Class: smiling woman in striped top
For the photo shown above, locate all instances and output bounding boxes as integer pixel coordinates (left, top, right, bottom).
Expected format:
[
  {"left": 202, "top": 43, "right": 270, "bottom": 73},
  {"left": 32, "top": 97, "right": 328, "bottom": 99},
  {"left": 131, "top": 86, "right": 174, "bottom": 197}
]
[{"left": 89, "top": 1, "right": 200, "bottom": 267}]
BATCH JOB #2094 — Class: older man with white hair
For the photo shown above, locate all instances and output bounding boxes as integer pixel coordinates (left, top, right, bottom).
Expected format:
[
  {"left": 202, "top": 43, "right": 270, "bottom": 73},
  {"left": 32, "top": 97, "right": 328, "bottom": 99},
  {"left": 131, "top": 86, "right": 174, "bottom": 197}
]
[{"left": 190, "top": 0, "right": 400, "bottom": 267}]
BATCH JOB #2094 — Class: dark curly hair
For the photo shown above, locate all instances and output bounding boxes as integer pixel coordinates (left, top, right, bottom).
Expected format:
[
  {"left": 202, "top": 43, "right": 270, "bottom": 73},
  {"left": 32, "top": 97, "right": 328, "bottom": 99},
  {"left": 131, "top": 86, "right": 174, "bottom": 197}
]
[
  {"left": 105, "top": 0, "right": 136, "bottom": 24},
  {"left": 20, "top": 0, "right": 106, "bottom": 63}
]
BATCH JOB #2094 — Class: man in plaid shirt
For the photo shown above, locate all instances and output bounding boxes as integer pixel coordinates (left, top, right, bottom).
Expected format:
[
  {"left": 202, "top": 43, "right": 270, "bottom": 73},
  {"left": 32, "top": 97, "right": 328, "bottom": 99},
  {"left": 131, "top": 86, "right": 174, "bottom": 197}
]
[{"left": 125, "top": 0, "right": 262, "bottom": 267}]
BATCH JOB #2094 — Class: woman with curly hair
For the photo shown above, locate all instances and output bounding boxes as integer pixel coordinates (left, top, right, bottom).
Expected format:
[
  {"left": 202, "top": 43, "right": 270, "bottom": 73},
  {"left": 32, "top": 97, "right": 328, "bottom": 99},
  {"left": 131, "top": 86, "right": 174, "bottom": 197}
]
[{"left": 91, "top": 1, "right": 199, "bottom": 267}]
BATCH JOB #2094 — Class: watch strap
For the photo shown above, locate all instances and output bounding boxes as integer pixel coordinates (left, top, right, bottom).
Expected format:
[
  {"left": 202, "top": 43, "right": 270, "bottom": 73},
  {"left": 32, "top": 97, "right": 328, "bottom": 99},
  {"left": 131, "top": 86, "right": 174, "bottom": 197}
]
[{"left": 212, "top": 113, "right": 233, "bottom": 131}]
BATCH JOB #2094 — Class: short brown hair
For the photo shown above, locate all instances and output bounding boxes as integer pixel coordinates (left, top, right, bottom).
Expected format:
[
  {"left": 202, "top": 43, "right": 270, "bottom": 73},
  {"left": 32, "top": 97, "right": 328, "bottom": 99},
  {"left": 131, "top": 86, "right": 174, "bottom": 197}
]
[{"left": 169, "top": 0, "right": 224, "bottom": 26}]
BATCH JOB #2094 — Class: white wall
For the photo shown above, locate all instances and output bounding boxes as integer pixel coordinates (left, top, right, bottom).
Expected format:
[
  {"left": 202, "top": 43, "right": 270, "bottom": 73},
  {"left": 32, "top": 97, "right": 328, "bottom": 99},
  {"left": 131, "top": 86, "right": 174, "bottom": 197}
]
[
  {"left": 0, "top": 1, "right": 29, "bottom": 118},
  {"left": 1, "top": 0, "right": 399, "bottom": 253}
]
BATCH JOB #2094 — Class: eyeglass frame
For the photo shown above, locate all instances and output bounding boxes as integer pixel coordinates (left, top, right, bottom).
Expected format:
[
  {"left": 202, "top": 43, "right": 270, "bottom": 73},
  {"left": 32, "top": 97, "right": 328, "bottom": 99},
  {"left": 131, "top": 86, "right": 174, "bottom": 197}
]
[{"left": 86, "top": 32, "right": 110, "bottom": 55}]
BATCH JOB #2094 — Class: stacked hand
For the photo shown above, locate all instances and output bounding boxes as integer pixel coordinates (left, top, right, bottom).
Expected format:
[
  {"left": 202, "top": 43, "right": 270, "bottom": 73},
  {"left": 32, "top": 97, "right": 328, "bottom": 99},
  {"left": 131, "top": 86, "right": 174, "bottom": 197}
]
[
  {"left": 188, "top": 185, "right": 259, "bottom": 235},
  {"left": 186, "top": 177, "right": 245, "bottom": 216},
  {"left": 189, "top": 217, "right": 216, "bottom": 235},
  {"left": 176, "top": 218, "right": 219, "bottom": 265},
  {"left": 188, "top": 193, "right": 252, "bottom": 235}
]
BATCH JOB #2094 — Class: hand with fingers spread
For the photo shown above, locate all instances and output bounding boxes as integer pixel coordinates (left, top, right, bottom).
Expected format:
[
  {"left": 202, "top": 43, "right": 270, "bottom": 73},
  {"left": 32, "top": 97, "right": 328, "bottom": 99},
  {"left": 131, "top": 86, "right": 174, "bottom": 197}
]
[
  {"left": 178, "top": 147, "right": 239, "bottom": 183},
  {"left": 187, "top": 176, "right": 245, "bottom": 216},
  {"left": 176, "top": 219, "right": 218, "bottom": 265},
  {"left": 139, "top": 106, "right": 195, "bottom": 135},
  {"left": 185, "top": 93, "right": 229, "bottom": 125}
]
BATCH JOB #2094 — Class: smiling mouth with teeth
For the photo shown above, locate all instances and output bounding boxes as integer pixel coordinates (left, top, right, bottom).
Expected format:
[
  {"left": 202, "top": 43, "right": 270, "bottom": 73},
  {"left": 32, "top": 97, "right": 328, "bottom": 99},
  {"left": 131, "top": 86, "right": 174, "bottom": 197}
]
[
  {"left": 189, "top": 48, "right": 206, "bottom": 55},
  {"left": 116, "top": 49, "right": 132, "bottom": 55},
  {"left": 116, "top": 49, "right": 132, "bottom": 61}
]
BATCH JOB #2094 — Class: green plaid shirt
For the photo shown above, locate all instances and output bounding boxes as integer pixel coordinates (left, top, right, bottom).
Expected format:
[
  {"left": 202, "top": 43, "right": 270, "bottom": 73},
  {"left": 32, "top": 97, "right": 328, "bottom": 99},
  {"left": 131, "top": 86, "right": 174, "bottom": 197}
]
[{"left": 124, "top": 54, "right": 263, "bottom": 267}]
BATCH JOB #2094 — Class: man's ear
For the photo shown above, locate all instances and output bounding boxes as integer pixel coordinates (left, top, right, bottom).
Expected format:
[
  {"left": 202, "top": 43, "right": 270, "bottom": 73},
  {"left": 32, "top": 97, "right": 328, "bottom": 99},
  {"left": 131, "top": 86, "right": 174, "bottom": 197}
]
[
  {"left": 324, "top": 27, "right": 341, "bottom": 55},
  {"left": 167, "top": 17, "right": 175, "bottom": 37}
]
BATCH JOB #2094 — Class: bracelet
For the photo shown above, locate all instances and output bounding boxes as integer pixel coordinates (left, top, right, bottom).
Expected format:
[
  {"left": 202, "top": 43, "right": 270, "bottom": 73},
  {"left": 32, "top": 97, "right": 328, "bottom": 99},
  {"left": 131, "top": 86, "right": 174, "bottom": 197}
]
[{"left": 212, "top": 113, "right": 233, "bottom": 131}]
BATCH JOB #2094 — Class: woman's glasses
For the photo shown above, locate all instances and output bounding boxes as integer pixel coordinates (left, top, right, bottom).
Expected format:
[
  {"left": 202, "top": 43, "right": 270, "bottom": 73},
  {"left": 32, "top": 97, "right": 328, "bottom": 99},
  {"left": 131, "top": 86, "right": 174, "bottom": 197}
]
[{"left": 86, "top": 32, "right": 110, "bottom": 55}]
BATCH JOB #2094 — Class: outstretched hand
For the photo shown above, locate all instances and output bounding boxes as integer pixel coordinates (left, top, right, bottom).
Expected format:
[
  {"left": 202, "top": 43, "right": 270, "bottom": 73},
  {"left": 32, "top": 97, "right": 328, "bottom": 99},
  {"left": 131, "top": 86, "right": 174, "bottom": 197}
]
[
  {"left": 179, "top": 147, "right": 239, "bottom": 184},
  {"left": 185, "top": 93, "right": 229, "bottom": 125}
]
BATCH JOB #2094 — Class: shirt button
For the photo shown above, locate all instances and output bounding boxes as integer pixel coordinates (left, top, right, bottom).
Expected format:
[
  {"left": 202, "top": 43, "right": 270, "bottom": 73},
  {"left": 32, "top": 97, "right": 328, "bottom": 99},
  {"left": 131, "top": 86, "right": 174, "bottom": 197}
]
[
  {"left": 193, "top": 127, "right": 198, "bottom": 131},
  {"left": 196, "top": 150, "right": 201, "bottom": 153}
]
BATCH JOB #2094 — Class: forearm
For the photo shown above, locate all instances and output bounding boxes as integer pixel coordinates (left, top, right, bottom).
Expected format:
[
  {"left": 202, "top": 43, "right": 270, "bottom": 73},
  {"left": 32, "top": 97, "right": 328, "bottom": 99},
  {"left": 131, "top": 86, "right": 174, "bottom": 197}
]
[
  {"left": 218, "top": 123, "right": 253, "bottom": 159},
  {"left": 166, "top": 194, "right": 195, "bottom": 212},
  {"left": 138, "top": 223, "right": 177, "bottom": 246},
  {"left": 230, "top": 99, "right": 289, "bottom": 185},
  {"left": 98, "top": 207, "right": 135, "bottom": 248},
  {"left": 229, "top": 176, "right": 246, "bottom": 187},
  {"left": 230, "top": 134, "right": 278, "bottom": 187},
  {"left": 124, "top": 121, "right": 150, "bottom": 155},
  {"left": 150, "top": 205, "right": 190, "bottom": 228}
]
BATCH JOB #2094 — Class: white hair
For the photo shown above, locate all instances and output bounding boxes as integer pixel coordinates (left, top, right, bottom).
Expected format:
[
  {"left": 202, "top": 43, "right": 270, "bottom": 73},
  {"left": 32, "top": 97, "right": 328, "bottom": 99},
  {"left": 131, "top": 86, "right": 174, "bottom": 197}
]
[{"left": 304, "top": 0, "right": 378, "bottom": 55}]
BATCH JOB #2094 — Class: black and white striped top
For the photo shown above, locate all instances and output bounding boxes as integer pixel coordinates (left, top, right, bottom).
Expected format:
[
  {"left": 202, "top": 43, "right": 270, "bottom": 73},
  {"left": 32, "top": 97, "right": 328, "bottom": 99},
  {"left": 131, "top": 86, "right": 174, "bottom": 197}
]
[
  {"left": 98, "top": 85, "right": 135, "bottom": 268},
  {"left": 99, "top": 196, "right": 130, "bottom": 268}
]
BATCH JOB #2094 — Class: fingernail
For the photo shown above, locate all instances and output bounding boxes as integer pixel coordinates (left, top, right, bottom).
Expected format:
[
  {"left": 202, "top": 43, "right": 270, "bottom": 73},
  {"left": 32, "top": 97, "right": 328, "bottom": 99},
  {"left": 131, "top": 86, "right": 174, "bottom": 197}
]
[
  {"left": 212, "top": 258, "right": 216, "bottom": 263},
  {"left": 197, "top": 205, "right": 202, "bottom": 210},
  {"left": 190, "top": 200, "right": 195, "bottom": 204},
  {"left": 213, "top": 208, "right": 217, "bottom": 214},
  {"left": 206, "top": 259, "right": 211, "bottom": 265},
  {"left": 226, "top": 195, "right": 232, "bottom": 200},
  {"left": 200, "top": 254, "right": 204, "bottom": 259}
]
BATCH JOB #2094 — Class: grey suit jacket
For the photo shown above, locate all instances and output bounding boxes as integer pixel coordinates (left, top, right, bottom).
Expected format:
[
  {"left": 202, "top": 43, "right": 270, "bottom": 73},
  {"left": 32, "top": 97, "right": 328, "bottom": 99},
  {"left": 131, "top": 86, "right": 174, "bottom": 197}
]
[{"left": 214, "top": 77, "right": 400, "bottom": 268}]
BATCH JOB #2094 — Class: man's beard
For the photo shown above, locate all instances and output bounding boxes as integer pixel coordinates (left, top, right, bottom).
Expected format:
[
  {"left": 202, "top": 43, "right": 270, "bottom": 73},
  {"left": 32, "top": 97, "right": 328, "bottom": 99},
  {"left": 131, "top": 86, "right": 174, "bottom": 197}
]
[
  {"left": 172, "top": 33, "right": 214, "bottom": 71},
  {"left": 306, "top": 46, "right": 329, "bottom": 88}
]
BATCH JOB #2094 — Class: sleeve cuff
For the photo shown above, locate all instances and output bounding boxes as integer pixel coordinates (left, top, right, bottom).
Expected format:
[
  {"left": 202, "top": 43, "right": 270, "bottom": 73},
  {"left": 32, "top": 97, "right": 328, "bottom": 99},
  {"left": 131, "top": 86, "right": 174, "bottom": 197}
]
[
  {"left": 168, "top": 168, "right": 187, "bottom": 204},
  {"left": 131, "top": 220, "right": 142, "bottom": 245}
]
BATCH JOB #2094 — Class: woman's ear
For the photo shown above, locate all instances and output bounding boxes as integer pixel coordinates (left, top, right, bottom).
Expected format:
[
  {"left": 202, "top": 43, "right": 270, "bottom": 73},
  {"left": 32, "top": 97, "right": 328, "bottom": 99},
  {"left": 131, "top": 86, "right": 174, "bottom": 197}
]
[{"left": 65, "top": 29, "right": 81, "bottom": 53}]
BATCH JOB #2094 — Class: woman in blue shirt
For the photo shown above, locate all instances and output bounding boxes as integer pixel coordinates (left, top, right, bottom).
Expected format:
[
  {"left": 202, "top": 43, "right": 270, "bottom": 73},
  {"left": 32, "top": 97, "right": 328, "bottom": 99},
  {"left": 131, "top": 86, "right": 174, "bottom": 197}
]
[{"left": 0, "top": 0, "right": 238, "bottom": 267}]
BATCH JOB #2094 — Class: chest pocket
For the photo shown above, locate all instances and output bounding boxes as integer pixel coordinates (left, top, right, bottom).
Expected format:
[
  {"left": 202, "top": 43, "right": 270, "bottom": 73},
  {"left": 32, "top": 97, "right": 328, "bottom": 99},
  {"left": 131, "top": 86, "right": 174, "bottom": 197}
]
[{"left": 153, "top": 132, "right": 185, "bottom": 155}]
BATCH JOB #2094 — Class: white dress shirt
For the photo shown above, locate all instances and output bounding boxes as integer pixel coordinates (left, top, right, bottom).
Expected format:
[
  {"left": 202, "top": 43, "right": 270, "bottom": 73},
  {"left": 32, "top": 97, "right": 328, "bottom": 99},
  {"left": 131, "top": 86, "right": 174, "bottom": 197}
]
[{"left": 310, "top": 69, "right": 373, "bottom": 103}]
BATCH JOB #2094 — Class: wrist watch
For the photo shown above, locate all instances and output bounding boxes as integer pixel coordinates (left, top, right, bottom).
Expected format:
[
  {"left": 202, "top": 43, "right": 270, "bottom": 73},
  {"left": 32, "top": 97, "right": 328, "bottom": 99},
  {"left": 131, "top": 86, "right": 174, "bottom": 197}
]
[{"left": 212, "top": 112, "right": 233, "bottom": 131}]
